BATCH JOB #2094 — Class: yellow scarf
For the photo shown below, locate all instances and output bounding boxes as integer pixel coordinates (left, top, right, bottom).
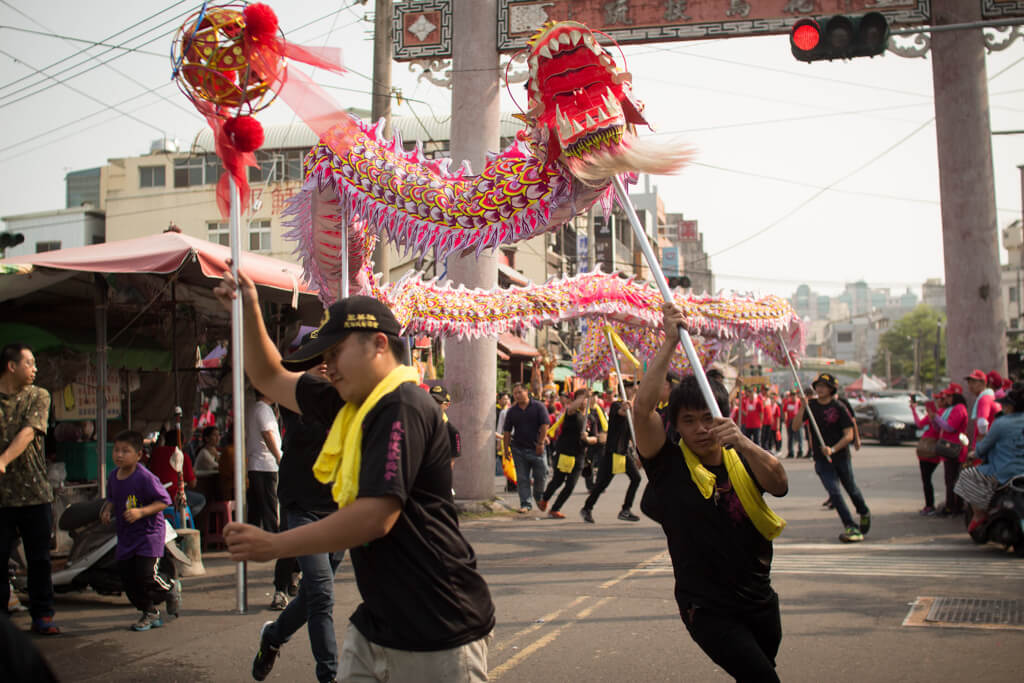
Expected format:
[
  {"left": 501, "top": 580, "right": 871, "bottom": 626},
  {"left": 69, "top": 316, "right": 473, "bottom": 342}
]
[
  {"left": 312, "top": 365, "right": 421, "bottom": 508},
  {"left": 678, "top": 439, "right": 786, "bottom": 541}
]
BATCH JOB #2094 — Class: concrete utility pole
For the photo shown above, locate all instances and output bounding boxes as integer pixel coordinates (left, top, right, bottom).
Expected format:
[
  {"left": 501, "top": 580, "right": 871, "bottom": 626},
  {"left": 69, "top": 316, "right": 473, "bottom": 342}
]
[
  {"left": 371, "top": 0, "right": 393, "bottom": 283},
  {"left": 446, "top": 0, "right": 500, "bottom": 500},
  {"left": 930, "top": 0, "right": 1007, "bottom": 390}
]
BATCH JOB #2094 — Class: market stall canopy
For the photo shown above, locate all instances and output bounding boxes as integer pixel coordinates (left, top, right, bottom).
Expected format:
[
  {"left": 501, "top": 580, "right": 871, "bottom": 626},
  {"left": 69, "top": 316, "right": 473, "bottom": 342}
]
[
  {"left": 498, "top": 333, "right": 539, "bottom": 358},
  {"left": 0, "top": 322, "right": 171, "bottom": 371},
  {"left": 0, "top": 231, "right": 317, "bottom": 307}
]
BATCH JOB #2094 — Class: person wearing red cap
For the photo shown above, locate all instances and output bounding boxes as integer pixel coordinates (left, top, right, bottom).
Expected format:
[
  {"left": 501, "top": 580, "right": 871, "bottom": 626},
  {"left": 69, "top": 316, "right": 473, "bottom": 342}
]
[
  {"left": 910, "top": 393, "right": 943, "bottom": 515},
  {"left": 965, "top": 369, "right": 999, "bottom": 450},
  {"left": 930, "top": 384, "right": 969, "bottom": 515}
]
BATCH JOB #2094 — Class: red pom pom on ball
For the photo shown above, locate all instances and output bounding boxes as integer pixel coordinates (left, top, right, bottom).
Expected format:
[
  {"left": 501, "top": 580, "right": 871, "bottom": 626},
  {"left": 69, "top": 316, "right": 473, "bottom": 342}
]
[
  {"left": 223, "top": 116, "right": 264, "bottom": 153},
  {"left": 243, "top": 3, "right": 279, "bottom": 42}
]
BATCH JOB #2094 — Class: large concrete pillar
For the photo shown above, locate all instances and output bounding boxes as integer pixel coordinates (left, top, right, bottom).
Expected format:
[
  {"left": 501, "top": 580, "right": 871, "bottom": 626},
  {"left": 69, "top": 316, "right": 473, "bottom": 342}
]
[
  {"left": 371, "top": 0, "right": 393, "bottom": 283},
  {"left": 930, "top": 0, "right": 1006, "bottom": 385},
  {"left": 447, "top": 0, "right": 499, "bottom": 500}
]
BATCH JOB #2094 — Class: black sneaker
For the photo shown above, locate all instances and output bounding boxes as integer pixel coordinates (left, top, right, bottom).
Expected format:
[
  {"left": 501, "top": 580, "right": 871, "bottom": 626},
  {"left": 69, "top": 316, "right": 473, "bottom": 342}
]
[
  {"left": 288, "top": 572, "right": 300, "bottom": 597},
  {"left": 859, "top": 511, "right": 871, "bottom": 535},
  {"left": 581, "top": 508, "right": 594, "bottom": 524},
  {"left": 618, "top": 509, "right": 640, "bottom": 522},
  {"left": 165, "top": 579, "right": 182, "bottom": 617},
  {"left": 252, "top": 621, "right": 280, "bottom": 681}
]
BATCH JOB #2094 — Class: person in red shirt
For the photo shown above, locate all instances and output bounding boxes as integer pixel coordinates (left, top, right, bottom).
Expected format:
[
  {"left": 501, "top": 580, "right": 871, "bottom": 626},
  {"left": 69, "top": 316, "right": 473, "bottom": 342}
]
[
  {"left": 740, "top": 387, "right": 764, "bottom": 447},
  {"left": 759, "top": 390, "right": 781, "bottom": 453},
  {"left": 781, "top": 391, "right": 803, "bottom": 458},
  {"left": 147, "top": 444, "right": 206, "bottom": 521}
]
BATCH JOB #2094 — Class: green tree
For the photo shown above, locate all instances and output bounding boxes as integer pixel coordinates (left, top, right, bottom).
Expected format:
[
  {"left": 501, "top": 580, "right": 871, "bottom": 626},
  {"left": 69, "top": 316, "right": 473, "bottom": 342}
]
[{"left": 870, "top": 304, "right": 946, "bottom": 389}]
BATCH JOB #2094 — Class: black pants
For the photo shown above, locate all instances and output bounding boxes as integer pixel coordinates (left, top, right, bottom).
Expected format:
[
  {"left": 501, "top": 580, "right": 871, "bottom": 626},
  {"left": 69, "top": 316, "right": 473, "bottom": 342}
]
[
  {"left": 681, "top": 593, "right": 782, "bottom": 683},
  {"left": 741, "top": 427, "right": 761, "bottom": 447},
  {"left": 0, "top": 503, "right": 55, "bottom": 620},
  {"left": 247, "top": 470, "right": 280, "bottom": 532},
  {"left": 273, "top": 512, "right": 300, "bottom": 593},
  {"left": 117, "top": 555, "right": 173, "bottom": 614},
  {"left": 918, "top": 459, "right": 940, "bottom": 508},
  {"left": 0, "top": 612, "right": 57, "bottom": 682},
  {"left": 541, "top": 456, "right": 582, "bottom": 512},
  {"left": 583, "top": 451, "right": 641, "bottom": 512},
  {"left": 942, "top": 458, "right": 963, "bottom": 513}
]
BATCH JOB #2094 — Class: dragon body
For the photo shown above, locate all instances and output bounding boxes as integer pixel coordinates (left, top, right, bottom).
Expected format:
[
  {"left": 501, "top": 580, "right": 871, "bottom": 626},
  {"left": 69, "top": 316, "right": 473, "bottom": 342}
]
[
  {"left": 283, "top": 21, "right": 689, "bottom": 302},
  {"left": 281, "top": 20, "right": 805, "bottom": 367}
]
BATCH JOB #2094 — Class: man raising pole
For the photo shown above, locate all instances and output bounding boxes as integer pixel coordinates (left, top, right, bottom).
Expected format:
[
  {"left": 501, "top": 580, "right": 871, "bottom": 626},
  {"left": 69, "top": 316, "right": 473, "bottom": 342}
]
[
  {"left": 634, "top": 303, "right": 789, "bottom": 682},
  {"left": 214, "top": 268, "right": 494, "bottom": 681}
]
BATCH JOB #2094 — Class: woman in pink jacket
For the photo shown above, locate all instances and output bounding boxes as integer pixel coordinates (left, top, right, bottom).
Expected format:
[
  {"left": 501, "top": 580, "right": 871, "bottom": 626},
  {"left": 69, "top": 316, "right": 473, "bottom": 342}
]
[
  {"left": 911, "top": 393, "right": 943, "bottom": 515},
  {"left": 930, "top": 384, "right": 969, "bottom": 516}
]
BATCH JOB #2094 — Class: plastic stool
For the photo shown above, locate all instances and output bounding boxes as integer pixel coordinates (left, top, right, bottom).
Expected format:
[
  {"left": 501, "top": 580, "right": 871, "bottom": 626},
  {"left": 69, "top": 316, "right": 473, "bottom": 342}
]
[
  {"left": 204, "top": 501, "right": 236, "bottom": 550},
  {"left": 163, "top": 504, "right": 194, "bottom": 530}
]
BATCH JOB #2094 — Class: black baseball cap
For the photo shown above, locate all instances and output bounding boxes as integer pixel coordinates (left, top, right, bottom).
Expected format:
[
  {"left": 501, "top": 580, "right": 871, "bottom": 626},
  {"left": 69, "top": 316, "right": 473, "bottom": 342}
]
[
  {"left": 282, "top": 296, "right": 402, "bottom": 371},
  {"left": 812, "top": 373, "right": 838, "bottom": 390},
  {"left": 429, "top": 385, "right": 451, "bottom": 403}
]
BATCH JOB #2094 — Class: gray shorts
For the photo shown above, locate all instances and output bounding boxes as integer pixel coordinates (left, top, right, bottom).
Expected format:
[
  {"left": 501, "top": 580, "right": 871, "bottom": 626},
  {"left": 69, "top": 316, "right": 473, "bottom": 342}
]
[
  {"left": 338, "top": 622, "right": 491, "bottom": 682},
  {"left": 953, "top": 466, "right": 999, "bottom": 509}
]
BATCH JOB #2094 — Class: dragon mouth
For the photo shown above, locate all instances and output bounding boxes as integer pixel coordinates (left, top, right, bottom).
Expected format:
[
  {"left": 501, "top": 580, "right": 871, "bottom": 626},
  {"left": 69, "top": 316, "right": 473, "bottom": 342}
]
[{"left": 525, "top": 22, "right": 646, "bottom": 162}]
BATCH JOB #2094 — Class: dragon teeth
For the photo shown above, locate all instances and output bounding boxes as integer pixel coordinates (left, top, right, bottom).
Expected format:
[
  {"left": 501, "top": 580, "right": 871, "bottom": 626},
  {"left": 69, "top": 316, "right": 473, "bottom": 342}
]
[
  {"left": 569, "top": 30, "right": 581, "bottom": 46},
  {"left": 538, "top": 43, "right": 552, "bottom": 59},
  {"left": 559, "top": 32, "right": 573, "bottom": 47}
]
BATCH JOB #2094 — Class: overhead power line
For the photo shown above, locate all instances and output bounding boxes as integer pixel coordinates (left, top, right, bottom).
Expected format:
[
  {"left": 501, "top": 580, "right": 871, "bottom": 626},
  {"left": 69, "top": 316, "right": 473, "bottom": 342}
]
[{"left": 0, "top": 25, "right": 165, "bottom": 57}]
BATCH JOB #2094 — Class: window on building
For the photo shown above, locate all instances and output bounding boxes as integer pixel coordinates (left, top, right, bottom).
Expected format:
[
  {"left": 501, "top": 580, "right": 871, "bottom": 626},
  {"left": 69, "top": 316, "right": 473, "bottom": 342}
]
[
  {"left": 248, "top": 219, "right": 271, "bottom": 253},
  {"left": 837, "top": 331, "right": 853, "bottom": 343},
  {"left": 35, "top": 241, "right": 61, "bottom": 253},
  {"left": 208, "top": 221, "right": 230, "bottom": 246},
  {"left": 139, "top": 165, "right": 166, "bottom": 188},
  {"left": 1010, "top": 286, "right": 1018, "bottom": 303},
  {"left": 174, "top": 154, "right": 222, "bottom": 187},
  {"left": 249, "top": 149, "right": 306, "bottom": 183}
]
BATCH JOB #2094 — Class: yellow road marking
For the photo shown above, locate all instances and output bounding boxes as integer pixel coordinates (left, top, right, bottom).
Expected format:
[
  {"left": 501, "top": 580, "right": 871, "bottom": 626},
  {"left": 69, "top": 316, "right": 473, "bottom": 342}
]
[{"left": 491, "top": 549, "right": 669, "bottom": 678}]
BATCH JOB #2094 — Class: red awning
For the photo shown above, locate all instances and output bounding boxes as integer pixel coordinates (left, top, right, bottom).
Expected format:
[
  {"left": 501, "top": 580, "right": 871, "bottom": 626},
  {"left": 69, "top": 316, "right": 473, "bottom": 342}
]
[
  {"left": 498, "top": 332, "right": 539, "bottom": 358},
  {"left": 0, "top": 231, "right": 314, "bottom": 296}
]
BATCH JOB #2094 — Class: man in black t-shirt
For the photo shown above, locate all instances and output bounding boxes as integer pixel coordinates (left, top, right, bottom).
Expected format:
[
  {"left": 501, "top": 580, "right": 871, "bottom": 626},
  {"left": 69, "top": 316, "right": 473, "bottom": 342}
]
[
  {"left": 215, "top": 272, "right": 494, "bottom": 682},
  {"left": 429, "top": 385, "right": 461, "bottom": 462},
  {"left": 538, "top": 389, "right": 595, "bottom": 518},
  {"left": 582, "top": 381, "right": 643, "bottom": 523},
  {"left": 634, "top": 303, "right": 789, "bottom": 683},
  {"left": 255, "top": 360, "right": 344, "bottom": 683},
  {"left": 794, "top": 373, "right": 871, "bottom": 543}
]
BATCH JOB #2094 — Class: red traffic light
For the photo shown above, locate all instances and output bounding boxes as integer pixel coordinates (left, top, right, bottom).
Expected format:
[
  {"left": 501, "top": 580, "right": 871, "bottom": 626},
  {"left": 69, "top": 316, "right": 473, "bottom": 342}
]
[{"left": 792, "top": 21, "right": 821, "bottom": 52}]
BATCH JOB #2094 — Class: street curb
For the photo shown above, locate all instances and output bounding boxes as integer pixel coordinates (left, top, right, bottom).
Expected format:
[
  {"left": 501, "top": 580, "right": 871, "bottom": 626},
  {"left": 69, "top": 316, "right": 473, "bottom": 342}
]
[{"left": 455, "top": 496, "right": 519, "bottom": 516}]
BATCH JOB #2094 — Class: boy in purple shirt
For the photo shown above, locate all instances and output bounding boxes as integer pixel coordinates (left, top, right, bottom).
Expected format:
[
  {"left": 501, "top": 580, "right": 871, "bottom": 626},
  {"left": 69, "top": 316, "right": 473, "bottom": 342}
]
[{"left": 100, "top": 430, "right": 181, "bottom": 631}]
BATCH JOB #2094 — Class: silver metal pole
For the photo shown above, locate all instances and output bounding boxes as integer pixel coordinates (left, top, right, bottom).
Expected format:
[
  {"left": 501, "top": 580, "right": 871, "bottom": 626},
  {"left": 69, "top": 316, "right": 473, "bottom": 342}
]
[
  {"left": 611, "top": 177, "right": 721, "bottom": 418},
  {"left": 775, "top": 331, "right": 827, "bottom": 453},
  {"left": 340, "top": 212, "right": 349, "bottom": 300},
  {"left": 95, "top": 276, "right": 108, "bottom": 498},
  {"left": 229, "top": 175, "right": 248, "bottom": 614},
  {"left": 605, "top": 328, "right": 637, "bottom": 448}
]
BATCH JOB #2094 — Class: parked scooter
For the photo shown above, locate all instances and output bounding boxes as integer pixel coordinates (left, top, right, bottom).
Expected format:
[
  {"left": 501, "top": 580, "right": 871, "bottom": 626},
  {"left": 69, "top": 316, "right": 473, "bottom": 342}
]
[
  {"left": 49, "top": 499, "right": 190, "bottom": 594},
  {"left": 965, "top": 474, "right": 1024, "bottom": 557}
]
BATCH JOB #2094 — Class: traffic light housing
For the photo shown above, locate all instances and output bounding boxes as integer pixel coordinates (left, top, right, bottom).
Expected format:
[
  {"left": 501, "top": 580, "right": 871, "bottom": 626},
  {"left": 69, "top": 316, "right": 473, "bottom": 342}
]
[
  {"left": 0, "top": 232, "right": 24, "bottom": 251},
  {"left": 790, "top": 12, "right": 889, "bottom": 62}
]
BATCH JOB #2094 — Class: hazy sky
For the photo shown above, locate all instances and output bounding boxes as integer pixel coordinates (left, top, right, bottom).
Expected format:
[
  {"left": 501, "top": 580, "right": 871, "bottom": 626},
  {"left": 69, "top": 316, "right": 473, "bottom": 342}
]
[{"left": 1, "top": 1, "right": 1022, "bottom": 300}]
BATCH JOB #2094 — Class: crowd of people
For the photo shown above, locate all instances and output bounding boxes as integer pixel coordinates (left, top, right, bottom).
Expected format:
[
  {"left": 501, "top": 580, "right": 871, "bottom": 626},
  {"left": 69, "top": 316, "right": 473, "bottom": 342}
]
[{"left": 5, "top": 277, "right": 1024, "bottom": 682}]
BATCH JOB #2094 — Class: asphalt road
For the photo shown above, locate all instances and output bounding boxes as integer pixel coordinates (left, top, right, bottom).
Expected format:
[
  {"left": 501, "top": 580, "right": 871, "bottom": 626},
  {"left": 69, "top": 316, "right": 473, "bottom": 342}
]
[{"left": 22, "top": 443, "right": 1024, "bottom": 682}]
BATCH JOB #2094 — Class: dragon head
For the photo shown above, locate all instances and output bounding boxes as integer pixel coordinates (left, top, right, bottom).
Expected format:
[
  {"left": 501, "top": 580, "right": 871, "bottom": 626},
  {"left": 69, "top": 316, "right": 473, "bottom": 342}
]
[
  {"left": 523, "top": 22, "right": 648, "bottom": 167},
  {"left": 521, "top": 21, "right": 688, "bottom": 181}
]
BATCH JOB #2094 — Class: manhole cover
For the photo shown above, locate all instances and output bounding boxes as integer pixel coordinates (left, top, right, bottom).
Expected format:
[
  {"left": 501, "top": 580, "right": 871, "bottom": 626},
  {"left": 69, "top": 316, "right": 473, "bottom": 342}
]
[{"left": 926, "top": 598, "right": 1024, "bottom": 626}]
